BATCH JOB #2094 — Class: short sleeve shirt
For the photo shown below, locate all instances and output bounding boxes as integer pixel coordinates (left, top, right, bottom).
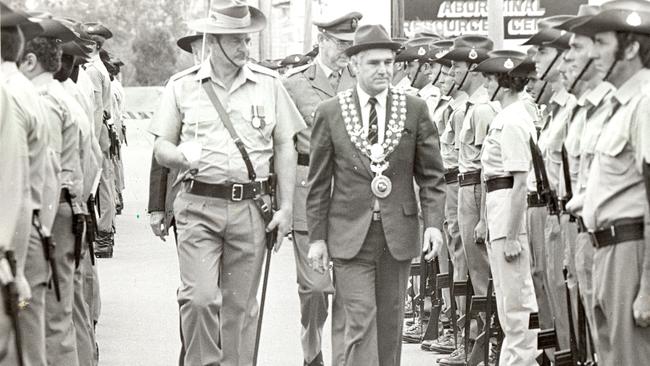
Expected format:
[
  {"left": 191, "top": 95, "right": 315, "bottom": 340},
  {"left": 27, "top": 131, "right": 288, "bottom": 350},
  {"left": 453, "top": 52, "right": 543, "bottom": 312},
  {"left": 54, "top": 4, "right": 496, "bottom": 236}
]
[
  {"left": 458, "top": 86, "right": 496, "bottom": 173},
  {"left": 481, "top": 99, "right": 536, "bottom": 179},
  {"left": 149, "top": 60, "right": 306, "bottom": 185},
  {"left": 440, "top": 92, "right": 469, "bottom": 169}
]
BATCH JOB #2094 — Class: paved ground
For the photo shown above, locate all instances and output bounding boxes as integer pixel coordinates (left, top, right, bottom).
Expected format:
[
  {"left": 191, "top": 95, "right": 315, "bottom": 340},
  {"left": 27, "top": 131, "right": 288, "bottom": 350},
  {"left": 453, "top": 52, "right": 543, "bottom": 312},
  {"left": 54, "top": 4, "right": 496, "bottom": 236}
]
[{"left": 96, "top": 120, "right": 443, "bottom": 365}]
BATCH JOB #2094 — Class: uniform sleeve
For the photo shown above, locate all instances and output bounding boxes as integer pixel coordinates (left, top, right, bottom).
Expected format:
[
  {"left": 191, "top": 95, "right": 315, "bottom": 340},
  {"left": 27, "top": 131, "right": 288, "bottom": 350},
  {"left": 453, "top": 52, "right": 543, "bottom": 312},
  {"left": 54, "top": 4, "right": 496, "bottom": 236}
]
[
  {"left": 473, "top": 103, "right": 496, "bottom": 145},
  {"left": 500, "top": 120, "right": 532, "bottom": 173},
  {"left": 148, "top": 81, "right": 182, "bottom": 144},
  {"left": 59, "top": 105, "right": 84, "bottom": 211},
  {"left": 451, "top": 107, "right": 465, "bottom": 148},
  {"left": 273, "top": 78, "right": 307, "bottom": 146},
  {"left": 632, "top": 95, "right": 650, "bottom": 171}
]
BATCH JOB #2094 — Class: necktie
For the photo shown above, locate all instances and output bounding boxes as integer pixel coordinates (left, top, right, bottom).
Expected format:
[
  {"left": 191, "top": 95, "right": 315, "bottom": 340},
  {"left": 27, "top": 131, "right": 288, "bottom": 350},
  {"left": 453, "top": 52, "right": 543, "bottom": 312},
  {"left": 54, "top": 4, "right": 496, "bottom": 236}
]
[
  {"left": 368, "top": 97, "right": 379, "bottom": 144},
  {"left": 329, "top": 71, "right": 340, "bottom": 91}
]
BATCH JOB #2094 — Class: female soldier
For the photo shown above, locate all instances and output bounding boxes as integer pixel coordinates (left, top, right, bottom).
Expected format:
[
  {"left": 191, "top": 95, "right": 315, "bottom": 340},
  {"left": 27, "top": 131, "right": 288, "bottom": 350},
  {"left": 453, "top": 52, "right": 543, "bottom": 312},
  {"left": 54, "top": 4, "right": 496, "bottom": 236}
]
[{"left": 475, "top": 51, "right": 540, "bottom": 365}]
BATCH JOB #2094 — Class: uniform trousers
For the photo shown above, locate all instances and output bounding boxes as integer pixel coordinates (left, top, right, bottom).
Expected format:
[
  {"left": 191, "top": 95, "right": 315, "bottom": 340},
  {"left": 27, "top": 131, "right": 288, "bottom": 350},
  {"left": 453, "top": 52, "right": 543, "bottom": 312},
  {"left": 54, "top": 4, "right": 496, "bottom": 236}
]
[
  {"left": 458, "top": 184, "right": 490, "bottom": 297},
  {"left": 73, "top": 244, "right": 97, "bottom": 366},
  {"left": 487, "top": 234, "right": 539, "bottom": 366},
  {"left": 525, "top": 206, "right": 553, "bottom": 331},
  {"left": 0, "top": 289, "right": 17, "bottom": 366},
  {"left": 592, "top": 239, "right": 650, "bottom": 365},
  {"left": 332, "top": 221, "right": 410, "bottom": 366},
  {"left": 46, "top": 203, "right": 79, "bottom": 366},
  {"left": 174, "top": 191, "right": 267, "bottom": 366},
  {"left": 573, "top": 232, "right": 598, "bottom": 347},
  {"left": 445, "top": 181, "right": 467, "bottom": 314},
  {"left": 98, "top": 154, "right": 116, "bottom": 233},
  {"left": 561, "top": 217, "right": 580, "bottom": 340},
  {"left": 292, "top": 230, "right": 344, "bottom": 364},
  {"left": 543, "top": 215, "right": 570, "bottom": 349},
  {"left": 18, "top": 229, "right": 49, "bottom": 366}
]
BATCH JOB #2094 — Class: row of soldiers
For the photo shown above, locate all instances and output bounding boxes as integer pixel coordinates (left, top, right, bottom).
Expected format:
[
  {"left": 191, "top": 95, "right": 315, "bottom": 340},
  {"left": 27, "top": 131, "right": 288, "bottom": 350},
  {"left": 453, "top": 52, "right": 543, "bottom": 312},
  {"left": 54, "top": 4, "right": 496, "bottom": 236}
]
[
  {"left": 0, "top": 2, "right": 127, "bottom": 365},
  {"left": 385, "top": 1, "right": 650, "bottom": 366}
]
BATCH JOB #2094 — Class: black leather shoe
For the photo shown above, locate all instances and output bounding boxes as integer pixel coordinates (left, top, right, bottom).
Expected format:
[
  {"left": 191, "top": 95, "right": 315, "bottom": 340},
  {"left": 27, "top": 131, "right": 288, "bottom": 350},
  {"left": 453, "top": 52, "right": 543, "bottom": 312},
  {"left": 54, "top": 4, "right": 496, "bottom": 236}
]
[{"left": 304, "top": 352, "right": 324, "bottom": 366}]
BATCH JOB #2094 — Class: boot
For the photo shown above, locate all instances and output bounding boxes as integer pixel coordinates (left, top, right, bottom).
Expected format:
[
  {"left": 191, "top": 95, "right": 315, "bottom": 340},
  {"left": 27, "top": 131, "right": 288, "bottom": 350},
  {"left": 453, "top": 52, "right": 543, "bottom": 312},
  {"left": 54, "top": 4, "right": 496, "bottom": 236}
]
[
  {"left": 402, "top": 321, "right": 424, "bottom": 343},
  {"left": 438, "top": 343, "right": 467, "bottom": 366}
]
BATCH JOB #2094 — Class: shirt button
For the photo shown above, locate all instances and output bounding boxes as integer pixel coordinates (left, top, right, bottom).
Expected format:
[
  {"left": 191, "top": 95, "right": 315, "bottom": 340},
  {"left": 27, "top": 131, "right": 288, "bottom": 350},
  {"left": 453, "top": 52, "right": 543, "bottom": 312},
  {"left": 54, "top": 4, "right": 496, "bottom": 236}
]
[
  {"left": 353, "top": 166, "right": 358, "bottom": 170},
  {"left": 301, "top": 181, "right": 306, "bottom": 186}
]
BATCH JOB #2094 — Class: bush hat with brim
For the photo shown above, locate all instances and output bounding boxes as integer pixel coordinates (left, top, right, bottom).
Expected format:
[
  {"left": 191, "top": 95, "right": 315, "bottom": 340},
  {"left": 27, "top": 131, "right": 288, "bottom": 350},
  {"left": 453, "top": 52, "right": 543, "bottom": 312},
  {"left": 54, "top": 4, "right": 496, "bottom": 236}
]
[
  {"left": 522, "top": 15, "right": 573, "bottom": 46},
  {"left": 26, "top": 15, "right": 78, "bottom": 43},
  {"left": 314, "top": 12, "right": 362, "bottom": 42},
  {"left": 0, "top": 3, "right": 44, "bottom": 39},
  {"left": 280, "top": 54, "right": 304, "bottom": 67},
  {"left": 570, "top": 0, "right": 650, "bottom": 36},
  {"left": 62, "top": 41, "right": 91, "bottom": 61},
  {"left": 440, "top": 35, "right": 493, "bottom": 64},
  {"left": 427, "top": 40, "right": 454, "bottom": 62},
  {"left": 473, "top": 50, "right": 526, "bottom": 74},
  {"left": 177, "top": 33, "right": 203, "bottom": 53},
  {"left": 555, "top": 5, "right": 601, "bottom": 32},
  {"left": 345, "top": 24, "right": 401, "bottom": 57},
  {"left": 509, "top": 57, "right": 537, "bottom": 78},
  {"left": 189, "top": 3, "right": 266, "bottom": 35}
]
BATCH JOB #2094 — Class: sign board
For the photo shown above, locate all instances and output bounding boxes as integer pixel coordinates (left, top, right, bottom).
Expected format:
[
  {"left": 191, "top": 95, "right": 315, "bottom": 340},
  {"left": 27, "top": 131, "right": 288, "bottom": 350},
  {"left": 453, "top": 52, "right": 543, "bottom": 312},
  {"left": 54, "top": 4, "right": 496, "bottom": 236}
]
[{"left": 404, "top": 0, "right": 587, "bottom": 39}]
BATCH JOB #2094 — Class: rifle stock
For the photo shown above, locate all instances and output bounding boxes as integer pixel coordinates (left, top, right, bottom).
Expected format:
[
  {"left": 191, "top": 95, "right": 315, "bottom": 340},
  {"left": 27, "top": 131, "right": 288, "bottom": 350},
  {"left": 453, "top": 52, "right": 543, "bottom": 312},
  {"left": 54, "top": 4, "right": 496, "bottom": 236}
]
[{"left": 32, "top": 212, "right": 61, "bottom": 302}]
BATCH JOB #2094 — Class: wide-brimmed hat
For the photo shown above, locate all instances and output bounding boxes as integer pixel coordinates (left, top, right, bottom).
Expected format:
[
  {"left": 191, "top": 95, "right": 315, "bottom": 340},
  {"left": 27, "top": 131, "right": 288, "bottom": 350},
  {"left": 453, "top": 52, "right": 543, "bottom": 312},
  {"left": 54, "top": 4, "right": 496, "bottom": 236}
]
[
  {"left": 570, "top": 0, "right": 650, "bottom": 36},
  {"left": 84, "top": 22, "right": 113, "bottom": 41},
  {"left": 314, "top": 11, "right": 362, "bottom": 41},
  {"left": 280, "top": 53, "right": 304, "bottom": 67},
  {"left": 177, "top": 33, "right": 203, "bottom": 53},
  {"left": 427, "top": 39, "right": 454, "bottom": 66},
  {"left": 62, "top": 41, "right": 91, "bottom": 62},
  {"left": 555, "top": 5, "right": 601, "bottom": 32},
  {"left": 440, "top": 35, "right": 493, "bottom": 64},
  {"left": 473, "top": 50, "right": 527, "bottom": 74},
  {"left": 509, "top": 57, "right": 537, "bottom": 78},
  {"left": 0, "top": 3, "right": 44, "bottom": 39},
  {"left": 345, "top": 24, "right": 402, "bottom": 57},
  {"left": 188, "top": 1, "right": 266, "bottom": 35},
  {"left": 395, "top": 37, "right": 439, "bottom": 62},
  {"left": 522, "top": 15, "right": 573, "bottom": 48},
  {"left": 25, "top": 13, "right": 78, "bottom": 43}
]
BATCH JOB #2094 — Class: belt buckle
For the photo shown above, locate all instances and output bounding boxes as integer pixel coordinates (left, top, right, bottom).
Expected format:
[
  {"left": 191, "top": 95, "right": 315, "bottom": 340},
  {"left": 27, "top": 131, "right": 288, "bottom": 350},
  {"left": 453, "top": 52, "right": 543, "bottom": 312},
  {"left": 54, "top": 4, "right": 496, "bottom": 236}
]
[
  {"left": 588, "top": 231, "right": 599, "bottom": 248},
  {"left": 372, "top": 211, "right": 381, "bottom": 221},
  {"left": 458, "top": 173, "right": 464, "bottom": 181},
  {"left": 232, "top": 183, "right": 244, "bottom": 201}
]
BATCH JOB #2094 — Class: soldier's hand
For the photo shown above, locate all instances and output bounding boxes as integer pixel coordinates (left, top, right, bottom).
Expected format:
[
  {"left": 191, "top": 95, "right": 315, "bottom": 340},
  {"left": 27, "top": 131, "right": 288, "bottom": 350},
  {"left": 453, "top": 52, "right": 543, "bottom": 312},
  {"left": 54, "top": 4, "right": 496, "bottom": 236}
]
[
  {"left": 503, "top": 238, "right": 523, "bottom": 262},
  {"left": 308, "top": 241, "right": 329, "bottom": 274},
  {"left": 267, "top": 208, "right": 291, "bottom": 252},
  {"left": 14, "top": 274, "right": 31, "bottom": 304},
  {"left": 474, "top": 220, "right": 487, "bottom": 245},
  {"left": 633, "top": 291, "right": 650, "bottom": 327},
  {"left": 0, "top": 257, "right": 13, "bottom": 286},
  {"left": 423, "top": 227, "right": 443, "bottom": 262},
  {"left": 149, "top": 212, "right": 167, "bottom": 242}
]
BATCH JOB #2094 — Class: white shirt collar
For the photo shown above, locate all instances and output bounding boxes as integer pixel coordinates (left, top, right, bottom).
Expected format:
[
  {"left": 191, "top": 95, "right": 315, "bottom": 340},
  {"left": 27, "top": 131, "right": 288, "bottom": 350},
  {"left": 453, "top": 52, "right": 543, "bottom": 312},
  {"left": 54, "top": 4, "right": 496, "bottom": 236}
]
[
  {"left": 316, "top": 56, "right": 336, "bottom": 79},
  {"left": 356, "top": 84, "right": 388, "bottom": 109}
]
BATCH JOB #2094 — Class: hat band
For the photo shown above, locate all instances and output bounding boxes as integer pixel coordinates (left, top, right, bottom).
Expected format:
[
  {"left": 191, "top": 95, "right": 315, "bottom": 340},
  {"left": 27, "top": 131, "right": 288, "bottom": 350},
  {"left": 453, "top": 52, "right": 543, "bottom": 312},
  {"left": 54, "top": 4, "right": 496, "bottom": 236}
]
[{"left": 209, "top": 10, "right": 251, "bottom": 28}]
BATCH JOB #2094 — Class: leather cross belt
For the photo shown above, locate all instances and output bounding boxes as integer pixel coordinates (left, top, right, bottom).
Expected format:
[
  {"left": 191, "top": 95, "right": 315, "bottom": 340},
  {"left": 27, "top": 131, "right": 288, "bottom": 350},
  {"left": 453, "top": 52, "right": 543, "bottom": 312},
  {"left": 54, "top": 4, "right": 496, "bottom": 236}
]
[{"left": 186, "top": 180, "right": 270, "bottom": 201}]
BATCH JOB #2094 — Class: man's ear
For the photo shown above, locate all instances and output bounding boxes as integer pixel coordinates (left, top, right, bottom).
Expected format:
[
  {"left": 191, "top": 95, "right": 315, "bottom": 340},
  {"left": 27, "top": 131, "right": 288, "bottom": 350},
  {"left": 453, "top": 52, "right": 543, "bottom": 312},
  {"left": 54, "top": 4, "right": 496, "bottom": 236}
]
[
  {"left": 624, "top": 39, "right": 641, "bottom": 61},
  {"left": 19, "top": 52, "right": 37, "bottom": 72}
]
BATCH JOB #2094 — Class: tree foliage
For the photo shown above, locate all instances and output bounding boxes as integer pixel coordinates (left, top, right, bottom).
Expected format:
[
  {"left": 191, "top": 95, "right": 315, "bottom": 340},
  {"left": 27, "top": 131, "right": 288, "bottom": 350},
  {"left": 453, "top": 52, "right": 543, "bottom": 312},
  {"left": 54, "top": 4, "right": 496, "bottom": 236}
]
[{"left": 8, "top": 0, "right": 196, "bottom": 86}]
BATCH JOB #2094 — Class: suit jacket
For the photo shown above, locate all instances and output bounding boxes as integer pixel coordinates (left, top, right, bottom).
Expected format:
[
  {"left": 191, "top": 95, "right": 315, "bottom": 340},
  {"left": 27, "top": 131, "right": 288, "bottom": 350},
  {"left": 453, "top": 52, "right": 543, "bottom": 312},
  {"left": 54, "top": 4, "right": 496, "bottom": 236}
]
[
  {"left": 148, "top": 155, "right": 179, "bottom": 232},
  {"left": 283, "top": 62, "right": 356, "bottom": 232},
  {"left": 306, "top": 88, "right": 446, "bottom": 261}
]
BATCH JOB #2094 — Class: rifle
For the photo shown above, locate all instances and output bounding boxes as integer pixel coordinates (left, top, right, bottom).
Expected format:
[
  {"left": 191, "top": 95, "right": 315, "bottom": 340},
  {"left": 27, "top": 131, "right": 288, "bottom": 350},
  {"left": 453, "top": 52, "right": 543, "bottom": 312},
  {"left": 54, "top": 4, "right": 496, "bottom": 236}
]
[
  {"left": 644, "top": 160, "right": 650, "bottom": 208},
  {"left": 554, "top": 267, "right": 579, "bottom": 366},
  {"left": 2, "top": 251, "right": 24, "bottom": 366},
  {"left": 529, "top": 137, "right": 560, "bottom": 219},
  {"left": 422, "top": 258, "right": 443, "bottom": 341},
  {"left": 559, "top": 145, "right": 575, "bottom": 222},
  {"left": 122, "top": 124, "right": 128, "bottom": 146},
  {"left": 63, "top": 189, "right": 85, "bottom": 269},
  {"left": 253, "top": 173, "right": 278, "bottom": 366},
  {"left": 32, "top": 211, "right": 61, "bottom": 302},
  {"left": 85, "top": 171, "right": 102, "bottom": 265}
]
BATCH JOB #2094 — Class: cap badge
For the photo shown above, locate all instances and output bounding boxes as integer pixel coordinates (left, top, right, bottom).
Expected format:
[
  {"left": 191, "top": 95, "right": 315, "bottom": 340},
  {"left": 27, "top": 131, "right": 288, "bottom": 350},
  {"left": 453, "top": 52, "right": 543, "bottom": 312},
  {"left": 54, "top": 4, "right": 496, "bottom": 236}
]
[
  {"left": 351, "top": 18, "right": 358, "bottom": 29},
  {"left": 504, "top": 58, "right": 514, "bottom": 69},
  {"left": 560, "top": 30, "right": 567, "bottom": 36},
  {"left": 294, "top": 56, "right": 300, "bottom": 62},
  {"left": 435, "top": 49, "right": 447, "bottom": 59},
  {"left": 627, "top": 12, "right": 642, "bottom": 27},
  {"left": 469, "top": 48, "right": 478, "bottom": 60},
  {"left": 417, "top": 47, "right": 426, "bottom": 56}
]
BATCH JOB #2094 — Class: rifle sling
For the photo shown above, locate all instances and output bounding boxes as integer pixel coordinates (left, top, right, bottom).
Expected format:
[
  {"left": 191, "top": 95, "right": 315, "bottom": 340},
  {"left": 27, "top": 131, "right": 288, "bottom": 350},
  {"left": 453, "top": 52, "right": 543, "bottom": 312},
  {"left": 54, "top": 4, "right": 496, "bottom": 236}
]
[{"left": 201, "top": 79, "right": 273, "bottom": 225}]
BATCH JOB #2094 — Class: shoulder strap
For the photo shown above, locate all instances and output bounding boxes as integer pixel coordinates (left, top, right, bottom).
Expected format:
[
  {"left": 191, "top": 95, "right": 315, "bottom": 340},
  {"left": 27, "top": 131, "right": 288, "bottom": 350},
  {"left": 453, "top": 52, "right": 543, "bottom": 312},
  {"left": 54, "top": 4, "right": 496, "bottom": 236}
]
[{"left": 201, "top": 78, "right": 257, "bottom": 181}]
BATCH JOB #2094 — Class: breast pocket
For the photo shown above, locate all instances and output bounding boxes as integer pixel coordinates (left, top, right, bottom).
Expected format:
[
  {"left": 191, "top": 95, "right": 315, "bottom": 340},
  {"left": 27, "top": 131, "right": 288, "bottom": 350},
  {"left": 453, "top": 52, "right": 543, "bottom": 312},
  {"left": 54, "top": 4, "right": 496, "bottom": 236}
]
[
  {"left": 183, "top": 107, "right": 217, "bottom": 137},
  {"left": 231, "top": 104, "right": 276, "bottom": 144},
  {"left": 596, "top": 131, "right": 633, "bottom": 175}
]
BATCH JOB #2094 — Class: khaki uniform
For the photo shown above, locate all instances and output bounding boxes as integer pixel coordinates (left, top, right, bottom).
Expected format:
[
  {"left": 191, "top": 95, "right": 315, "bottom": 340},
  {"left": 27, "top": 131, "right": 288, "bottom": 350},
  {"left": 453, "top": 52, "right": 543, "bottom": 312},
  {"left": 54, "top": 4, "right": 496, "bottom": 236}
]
[
  {"left": 2, "top": 61, "right": 56, "bottom": 366},
  {"left": 456, "top": 86, "right": 496, "bottom": 298},
  {"left": 32, "top": 73, "right": 83, "bottom": 366},
  {"left": 538, "top": 87, "right": 577, "bottom": 350},
  {"left": 481, "top": 99, "right": 539, "bottom": 366},
  {"left": 0, "top": 76, "right": 31, "bottom": 366},
  {"left": 149, "top": 60, "right": 305, "bottom": 366},
  {"left": 582, "top": 69, "right": 650, "bottom": 365},
  {"left": 283, "top": 61, "right": 354, "bottom": 365},
  {"left": 111, "top": 78, "right": 126, "bottom": 195}
]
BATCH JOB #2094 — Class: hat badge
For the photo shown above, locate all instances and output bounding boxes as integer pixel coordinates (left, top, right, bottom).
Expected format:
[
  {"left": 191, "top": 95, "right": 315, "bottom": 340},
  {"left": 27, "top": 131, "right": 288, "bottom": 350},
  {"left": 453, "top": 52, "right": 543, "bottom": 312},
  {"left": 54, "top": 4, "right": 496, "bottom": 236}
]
[
  {"left": 351, "top": 18, "right": 358, "bottom": 29},
  {"left": 560, "top": 30, "right": 566, "bottom": 36},
  {"left": 417, "top": 47, "right": 426, "bottom": 56},
  {"left": 469, "top": 48, "right": 478, "bottom": 60},
  {"left": 294, "top": 56, "right": 300, "bottom": 62},
  {"left": 504, "top": 58, "right": 514, "bottom": 69},
  {"left": 627, "top": 12, "right": 642, "bottom": 27},
  {"left": 435, "top": 49, "right": 447, "bottom": 59}
]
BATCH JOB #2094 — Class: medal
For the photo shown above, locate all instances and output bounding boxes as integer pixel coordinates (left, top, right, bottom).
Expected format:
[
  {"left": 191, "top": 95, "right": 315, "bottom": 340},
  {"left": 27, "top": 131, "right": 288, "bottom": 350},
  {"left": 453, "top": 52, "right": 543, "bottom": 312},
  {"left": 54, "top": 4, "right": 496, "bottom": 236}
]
[
  {"left": 371, "top": 174, "right": 392, "bottom": 198},
  {"left": 251, "top": 117, "right": 261, "bottom": 129},
  {"left": 370, "top": 144, "right": 385, "bottom": 163},
  {"left": 251, "top": 105, "right": 265, "bottom": 129}
]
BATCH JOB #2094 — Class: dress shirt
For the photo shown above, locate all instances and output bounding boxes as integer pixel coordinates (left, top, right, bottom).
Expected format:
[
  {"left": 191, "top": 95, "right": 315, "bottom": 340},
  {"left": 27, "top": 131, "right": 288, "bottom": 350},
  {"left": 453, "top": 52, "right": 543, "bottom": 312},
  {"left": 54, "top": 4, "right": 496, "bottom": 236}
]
[{"left": 357, "top": 84, "right": 388, "bottom": 144}]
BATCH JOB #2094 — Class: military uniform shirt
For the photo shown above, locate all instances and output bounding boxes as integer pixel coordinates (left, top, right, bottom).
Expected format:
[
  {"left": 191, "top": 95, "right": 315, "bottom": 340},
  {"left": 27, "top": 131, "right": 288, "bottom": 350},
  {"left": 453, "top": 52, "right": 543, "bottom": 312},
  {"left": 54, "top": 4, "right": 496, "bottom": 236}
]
[
  {"left": 440, "top": 91, "right": 468, "bottom": 169},
  {"left": 84, "top": 55, "right": 113, "bottom": 153},
  {"left": 582, "top": 69, "right": 650, "bottom": 230},
  {"left": 149, "top": 60, "right": 306, "bottom": 185},
  {"left": 458, "top": 86, "right": 496, "bottom": 173}
]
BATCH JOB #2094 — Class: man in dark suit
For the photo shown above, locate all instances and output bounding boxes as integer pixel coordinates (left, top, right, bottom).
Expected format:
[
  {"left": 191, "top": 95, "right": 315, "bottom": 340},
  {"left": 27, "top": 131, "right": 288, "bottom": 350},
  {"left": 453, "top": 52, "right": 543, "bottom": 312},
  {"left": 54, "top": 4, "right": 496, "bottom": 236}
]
[{"left": 306, "top": 24, "right": 446, "bottom": 366}]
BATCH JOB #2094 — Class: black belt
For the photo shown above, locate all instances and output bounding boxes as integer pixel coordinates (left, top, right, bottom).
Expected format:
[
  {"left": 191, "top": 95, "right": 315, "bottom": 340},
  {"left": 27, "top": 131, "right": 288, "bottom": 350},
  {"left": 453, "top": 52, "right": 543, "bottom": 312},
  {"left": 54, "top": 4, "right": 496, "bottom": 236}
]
[
  {"left": 298, "top": 153, "right": 310, "bottom": 167},
  {"left": 485, "top": 176, "right": 514, "bottom": 193},
  {"left": 458, "top": 170, "right": 481, "bottom": 187},
  {"left": 60, "top": 188, "right": 71, "bottom": 204},
  {"left": 591, "top": 219, "right": 644, "bottom": 249},
  {"left": 444, "top": 167, "right": 459, "bottom": 184},
  {"left": 527, "top": 192, "right": 547, "bottom": 207},
  {"left": 187, "top": 180, "right": 270, "bottom": 201}
]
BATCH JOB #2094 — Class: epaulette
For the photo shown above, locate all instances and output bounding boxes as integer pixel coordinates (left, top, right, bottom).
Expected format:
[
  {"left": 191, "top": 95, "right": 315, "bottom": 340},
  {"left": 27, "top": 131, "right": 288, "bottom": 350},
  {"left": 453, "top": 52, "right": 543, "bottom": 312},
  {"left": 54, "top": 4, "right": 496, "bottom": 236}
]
[
  {"left": 169, "top": 64, "right": 201, "bottom": 82},
  {"left": 248, "top": 62, "right": 280, "bottom": 78},
  {"left": 284, "top": 62, "right": 312, "bottom": 78}
]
